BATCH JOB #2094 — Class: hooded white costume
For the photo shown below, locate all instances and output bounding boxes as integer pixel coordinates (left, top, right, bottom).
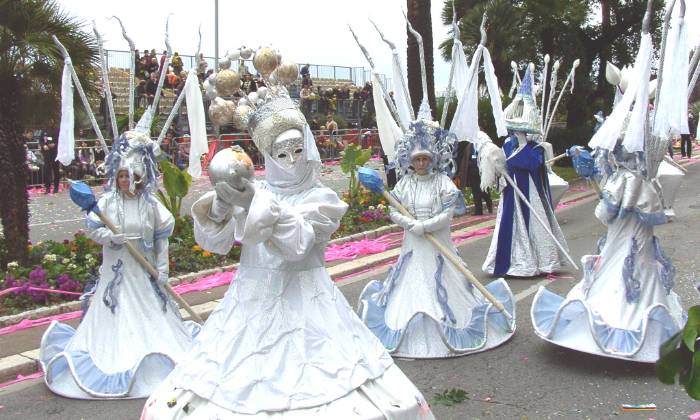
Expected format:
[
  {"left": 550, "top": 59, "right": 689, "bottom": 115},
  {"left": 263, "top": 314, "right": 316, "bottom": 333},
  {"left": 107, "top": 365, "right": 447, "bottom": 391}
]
[{"left": 142, "top": 48, "right": 432, "bottom": 419}]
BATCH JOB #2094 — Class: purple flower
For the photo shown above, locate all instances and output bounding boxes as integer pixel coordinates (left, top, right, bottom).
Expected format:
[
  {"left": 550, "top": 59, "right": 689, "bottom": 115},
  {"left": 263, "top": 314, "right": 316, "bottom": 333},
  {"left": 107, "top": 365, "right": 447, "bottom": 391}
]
[{"left": 28, "top": 267, "right": 47, "bottom": 284}]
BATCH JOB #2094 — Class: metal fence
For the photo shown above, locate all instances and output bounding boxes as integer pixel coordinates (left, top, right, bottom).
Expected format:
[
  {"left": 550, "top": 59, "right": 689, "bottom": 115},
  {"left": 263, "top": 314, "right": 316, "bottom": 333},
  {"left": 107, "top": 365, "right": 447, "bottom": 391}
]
[
  {"left": 24, "top": 129, "right": 382, "bottom": 189},
  {"left": 104, "top": 49, "right": 390, "bottom": 87}
]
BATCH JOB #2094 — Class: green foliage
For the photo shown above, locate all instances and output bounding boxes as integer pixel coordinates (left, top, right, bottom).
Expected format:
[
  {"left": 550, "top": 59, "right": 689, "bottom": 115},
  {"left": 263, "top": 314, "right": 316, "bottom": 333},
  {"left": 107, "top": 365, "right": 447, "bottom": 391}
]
[
  {"left": 116, "top": 108, "right": 162, "bottom": 137},
  {"left": 657, "top": 306, "right": 700, "bottom": 400},
  {"left": 339, "top": 143, "right": 372, "bottom": 208},
  {"left": 157, "top": 160, "right": 192, "bottom": 219},
  {"left": 431, "top": 388, "right": 468, "bottom": 406}
]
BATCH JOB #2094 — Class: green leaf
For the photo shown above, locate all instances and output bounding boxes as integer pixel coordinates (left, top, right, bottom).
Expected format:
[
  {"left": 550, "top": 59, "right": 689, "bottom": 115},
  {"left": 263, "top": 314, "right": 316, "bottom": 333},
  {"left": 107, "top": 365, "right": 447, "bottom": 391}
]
[
  {"left": 685, "top": 349, "right": 700, "bottom": 400},
  {"left": 431, "top": 388, "right": 468, "bottom": 406},
  {"left": 656, "top": 346, "right": 685, "bottom": 385},
  {"left": 682, "top": 306, "right": 700, "bottom": 351}
]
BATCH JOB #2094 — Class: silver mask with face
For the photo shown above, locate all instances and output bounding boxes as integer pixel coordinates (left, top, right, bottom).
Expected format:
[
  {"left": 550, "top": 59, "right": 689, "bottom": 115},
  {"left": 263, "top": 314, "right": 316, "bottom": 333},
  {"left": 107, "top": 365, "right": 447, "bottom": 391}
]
[{"left": 270, "top": 129, "right": 304, "bottom": 169}]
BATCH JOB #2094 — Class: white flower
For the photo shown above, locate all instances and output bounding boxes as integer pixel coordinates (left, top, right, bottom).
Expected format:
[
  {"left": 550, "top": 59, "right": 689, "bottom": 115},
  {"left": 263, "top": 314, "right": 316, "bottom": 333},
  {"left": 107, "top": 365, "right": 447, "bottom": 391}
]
[
  {"left": 67, "top": 263, "right": 77, "bottom": 271},
  {"left": 62, "top": 258, "right": 71, "bottom": 264},
  {"left": 7, "top": 261, "right": 19, "bottom": 270},
  {"left": 368, "top": 206, "right": 375, "bottom": 211},
  {"left": 43, "top": 254, "right": 57, "bottom": 263}
]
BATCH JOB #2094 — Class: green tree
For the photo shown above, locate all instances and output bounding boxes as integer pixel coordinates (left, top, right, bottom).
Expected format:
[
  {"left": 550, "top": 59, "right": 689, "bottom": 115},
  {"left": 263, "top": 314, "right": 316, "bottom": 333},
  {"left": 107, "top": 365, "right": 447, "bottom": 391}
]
[
  {"left": 0, "top": 0, "right": 98, "bottom": 265},
  {"left": 439, "top": 0, "right": 662, "bottom": 131},
  {"left": 407, "top": 0, "right": 438, "bottom": 118}
]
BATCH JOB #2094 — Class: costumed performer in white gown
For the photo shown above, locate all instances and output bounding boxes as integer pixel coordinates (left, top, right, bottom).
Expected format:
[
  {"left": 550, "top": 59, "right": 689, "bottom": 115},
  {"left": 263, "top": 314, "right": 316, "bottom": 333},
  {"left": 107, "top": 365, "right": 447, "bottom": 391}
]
[
  {"left": 40, "top": 21, "right": 203, "bottom": 399},
  {"left": 531, "top": 7, "right": 686, "bottom": 362},
  {"left": 39, "top": 131, "right": 200, "bottom": 399},
  {"left": 357, "top": 120, "right": 515, "bottom": 358},
  {"left": 142, "top": 49, "right": 433, "bottom": 419},
  {"left": 482, "top": 67, "right": 570, "bottom": 277}
]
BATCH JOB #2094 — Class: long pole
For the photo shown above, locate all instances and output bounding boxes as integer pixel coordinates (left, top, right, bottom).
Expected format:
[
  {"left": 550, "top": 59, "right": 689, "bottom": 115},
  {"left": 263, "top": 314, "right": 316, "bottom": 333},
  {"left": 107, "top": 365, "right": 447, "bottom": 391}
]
[
  {"left": 95, "top": 213, "right": 204, "bottom": 323},
  {"left": 382, "top": 191, "right": 514, "bottom": 323},
  {"left": 214, "top": 0, "right": 219, "bottom": 72},
  {"left": 501, "top": 172, "right": 579, "bottom": 270}
]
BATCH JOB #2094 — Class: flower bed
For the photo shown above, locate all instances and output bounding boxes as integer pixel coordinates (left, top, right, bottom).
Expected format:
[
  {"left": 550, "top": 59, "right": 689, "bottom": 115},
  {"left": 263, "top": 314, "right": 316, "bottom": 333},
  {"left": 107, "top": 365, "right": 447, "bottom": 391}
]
[{"left": 0, "top": 201, "right": 389, "bottom": 317}]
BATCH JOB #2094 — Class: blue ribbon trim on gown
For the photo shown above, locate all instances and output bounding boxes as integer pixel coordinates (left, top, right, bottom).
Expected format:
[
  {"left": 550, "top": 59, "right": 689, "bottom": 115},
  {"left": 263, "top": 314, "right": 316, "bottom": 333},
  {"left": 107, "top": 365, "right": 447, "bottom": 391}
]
[
  {"left": 531, "top": 287, "right": 682, "bottom": 358},
  {"left": 360, "top": 279, "right": 514, "bottom": 354},
  {"left": 40, "top": 321, "right": 200, "bottom": 398}
]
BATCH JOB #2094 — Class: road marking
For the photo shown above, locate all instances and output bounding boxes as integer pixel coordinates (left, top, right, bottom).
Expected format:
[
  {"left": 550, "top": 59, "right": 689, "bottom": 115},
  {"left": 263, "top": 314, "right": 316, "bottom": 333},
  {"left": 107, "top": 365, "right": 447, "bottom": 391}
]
[{"left": 514, "top": 278, "right": 550, "bottom": 302}]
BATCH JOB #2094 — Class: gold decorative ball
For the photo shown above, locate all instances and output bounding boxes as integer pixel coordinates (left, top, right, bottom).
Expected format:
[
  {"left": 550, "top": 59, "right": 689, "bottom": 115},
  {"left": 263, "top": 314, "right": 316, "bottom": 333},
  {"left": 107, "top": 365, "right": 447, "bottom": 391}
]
[
  {"left": 208, "top": 98, "right": 236, "bottom": 126},
  {"left": 276, "top": 62, "right": 299, "bottom": 85},
  {"left": 215, "top": 69, "right": 240, "bottom": 97},
  {"left": 253, "top": 47, "right": 279, "bottom": 77}
]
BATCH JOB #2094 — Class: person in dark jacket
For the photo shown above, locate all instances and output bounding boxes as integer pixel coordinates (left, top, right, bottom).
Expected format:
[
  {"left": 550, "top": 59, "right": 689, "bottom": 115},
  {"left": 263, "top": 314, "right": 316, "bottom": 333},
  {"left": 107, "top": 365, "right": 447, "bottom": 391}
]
[
  {"left": 40, "top": 122, "right": 61, "bottom": 194},
  {"left": 455, "top": 141, "right": 492, "bottom": 215}
]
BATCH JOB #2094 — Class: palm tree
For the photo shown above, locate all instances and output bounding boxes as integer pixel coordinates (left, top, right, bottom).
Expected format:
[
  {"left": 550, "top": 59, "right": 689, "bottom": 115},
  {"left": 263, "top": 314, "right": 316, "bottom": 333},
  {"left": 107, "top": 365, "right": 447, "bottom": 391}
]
[
  {"left": 0, "top": 0, "right": 98, "bottom": 265},
  {"left": 406, "top": 0, "right": 437, "bottom": 119}
]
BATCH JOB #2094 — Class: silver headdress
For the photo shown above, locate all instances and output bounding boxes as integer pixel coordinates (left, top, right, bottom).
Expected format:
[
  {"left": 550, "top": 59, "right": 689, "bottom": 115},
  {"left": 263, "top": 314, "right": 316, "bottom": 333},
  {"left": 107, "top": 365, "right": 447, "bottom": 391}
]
[
  {"left": 395, "top": 120, "right": 456, "bottom": 178},
  {"left": 104, "top": 131, "right": 160, "bottom": 195},
  {"left": 503, "top": 66, "right": 542, "bottom": 134}
]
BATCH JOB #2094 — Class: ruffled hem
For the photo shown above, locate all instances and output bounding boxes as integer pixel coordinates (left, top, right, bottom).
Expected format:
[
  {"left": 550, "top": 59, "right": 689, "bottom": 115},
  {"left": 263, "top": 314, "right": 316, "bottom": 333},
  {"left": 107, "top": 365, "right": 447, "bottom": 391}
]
[
  {"left": 358, "top": 278, "right": 516, "bottom": 358},
  {"left": 530, "top": 287, "right": 684, "bottom": 363},
  {"left": 39, "top": 320, "right": 200, "bottom": 399},
  {"left": 141, "top": 364, "right": 435, "bottom": 420}
]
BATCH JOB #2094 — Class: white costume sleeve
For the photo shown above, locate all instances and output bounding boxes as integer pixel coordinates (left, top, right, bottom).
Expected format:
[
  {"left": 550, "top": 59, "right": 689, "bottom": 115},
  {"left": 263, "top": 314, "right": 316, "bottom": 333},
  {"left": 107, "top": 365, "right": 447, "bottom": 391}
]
[
  {"left": 236, "top": 187, "right": 347, "bottom": 261},
  {"left": 86, "top": 196, "right": 113, "bottom": 246},
  {"left": 192, "top": 191, "right": 247, "bottom": 255},
  {"left": 388, "top": 177, "right": 414, "bottom": 229}
]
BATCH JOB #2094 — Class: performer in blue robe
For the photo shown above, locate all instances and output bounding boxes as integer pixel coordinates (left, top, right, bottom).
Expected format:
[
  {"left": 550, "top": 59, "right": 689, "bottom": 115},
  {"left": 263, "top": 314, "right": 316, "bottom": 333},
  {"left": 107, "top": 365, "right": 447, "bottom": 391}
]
[{"left": 482, "top": 68, "right": 570, "bottom": 277}]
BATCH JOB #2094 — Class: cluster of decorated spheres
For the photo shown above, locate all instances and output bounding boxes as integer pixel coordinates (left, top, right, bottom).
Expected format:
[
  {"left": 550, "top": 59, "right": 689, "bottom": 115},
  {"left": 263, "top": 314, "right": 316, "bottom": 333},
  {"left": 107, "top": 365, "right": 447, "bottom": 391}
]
[{"left": 204, "top": 46, "right": 300, "bottom": 128}]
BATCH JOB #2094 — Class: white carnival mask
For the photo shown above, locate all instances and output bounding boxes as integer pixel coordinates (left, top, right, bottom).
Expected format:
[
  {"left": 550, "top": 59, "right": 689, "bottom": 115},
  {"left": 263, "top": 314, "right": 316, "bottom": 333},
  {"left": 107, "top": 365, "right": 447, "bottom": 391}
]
[{"left": 270, "top": 128, "right": 304, "bottom": 169}]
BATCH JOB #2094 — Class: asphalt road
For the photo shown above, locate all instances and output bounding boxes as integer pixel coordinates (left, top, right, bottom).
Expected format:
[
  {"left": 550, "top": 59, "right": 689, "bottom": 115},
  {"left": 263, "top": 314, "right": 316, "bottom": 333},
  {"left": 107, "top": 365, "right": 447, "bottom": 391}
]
[{"left": 1, "top": 165, "right": 699, "bottom": 419}]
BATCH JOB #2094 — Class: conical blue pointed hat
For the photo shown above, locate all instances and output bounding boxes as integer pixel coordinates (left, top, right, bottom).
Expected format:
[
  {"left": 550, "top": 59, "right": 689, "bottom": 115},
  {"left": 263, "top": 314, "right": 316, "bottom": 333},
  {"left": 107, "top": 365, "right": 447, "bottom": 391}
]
[{"left": 503, "top": 66, "right": 542, "bottom": 134}]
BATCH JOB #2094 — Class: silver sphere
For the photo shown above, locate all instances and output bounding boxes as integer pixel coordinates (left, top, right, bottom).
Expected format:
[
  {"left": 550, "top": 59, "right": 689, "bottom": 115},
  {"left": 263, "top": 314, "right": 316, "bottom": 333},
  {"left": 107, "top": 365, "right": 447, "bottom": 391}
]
[
  {"left": 247, "top": 92, "right": 259, "bottom": 104},
  {"left": 256, "top": 86, "right": 268, "bottom": 99},
  {"left": 239, "top": 47, "right": 253, "bottom": 60},
  {"left": 219, "top": 57, "right": 231, "bottom": 70},
  {"left": 208, "top": 146, "right": 255, "bottom": 189},
  {"left": 238, "top": 97, "right": 250, "bottom": 107},
  {"left": 228, "top": 51, "right": 240, "bottom": 61}
]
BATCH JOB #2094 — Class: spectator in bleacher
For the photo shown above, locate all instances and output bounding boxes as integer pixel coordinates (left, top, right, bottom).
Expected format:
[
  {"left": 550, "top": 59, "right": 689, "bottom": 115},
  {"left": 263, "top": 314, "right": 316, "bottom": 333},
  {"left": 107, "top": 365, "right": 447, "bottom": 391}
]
[
  {"left": 159, "top": 50, "right": 167, "bottom": 73},
  {"left": 134, "top": 49, "right": 141, "bottom": 76},
  {"left": 241, "top": 73, "right": 257, "bottom": 94},
  {"left": 171, "top": 52, "right": 183, "bottom": 75},
  {"left": 175, "top": 71, "right": 187, "bottom": 96},
  {"left": 255, "top": 74, "right": 266, "bottom": 88},
  {"left": 146, "top": 57, "right": 159, "bottom": 78},
  {"left": 302, "top": 73, "right": 312, "bottom": 88},
  {"left": 145, "top": 73, "right": 161, "bottom": 112},
  {"left": 136, "top": 80, "right": 147, "bottom": 108},
  {"left": 300, "top": 63, "right": 310, "bottom": 78},
  {"left": 300, "top": 84, "right": 312, "bottom": 117},
  {"left": 165, "top": 69, "right": 179, "bottom": 89},
  {"left": 197, "top": 53, "right": 208, "bottom": 81},
  {"left": 176, "top": 136, "right": 190, "bottom": 169}
]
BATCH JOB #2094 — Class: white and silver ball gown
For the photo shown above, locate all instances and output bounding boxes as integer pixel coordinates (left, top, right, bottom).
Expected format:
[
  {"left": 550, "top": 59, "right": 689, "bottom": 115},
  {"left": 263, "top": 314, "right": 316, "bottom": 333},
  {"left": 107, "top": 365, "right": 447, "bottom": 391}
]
[
  {"left": 142, "top": 172, "right": 433, "bottom": 418},
  {"left": 483, "top": 135, "right": 570, "bottom": 277},
  {"left": 531, "top": 150, "right": 686, "bottom": 362},
  {"left": 358, "top": 172, "right": 515, "bottom": 358},
  {"left": 39, "top": 190, "right": 200, "bottom": 399}
]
